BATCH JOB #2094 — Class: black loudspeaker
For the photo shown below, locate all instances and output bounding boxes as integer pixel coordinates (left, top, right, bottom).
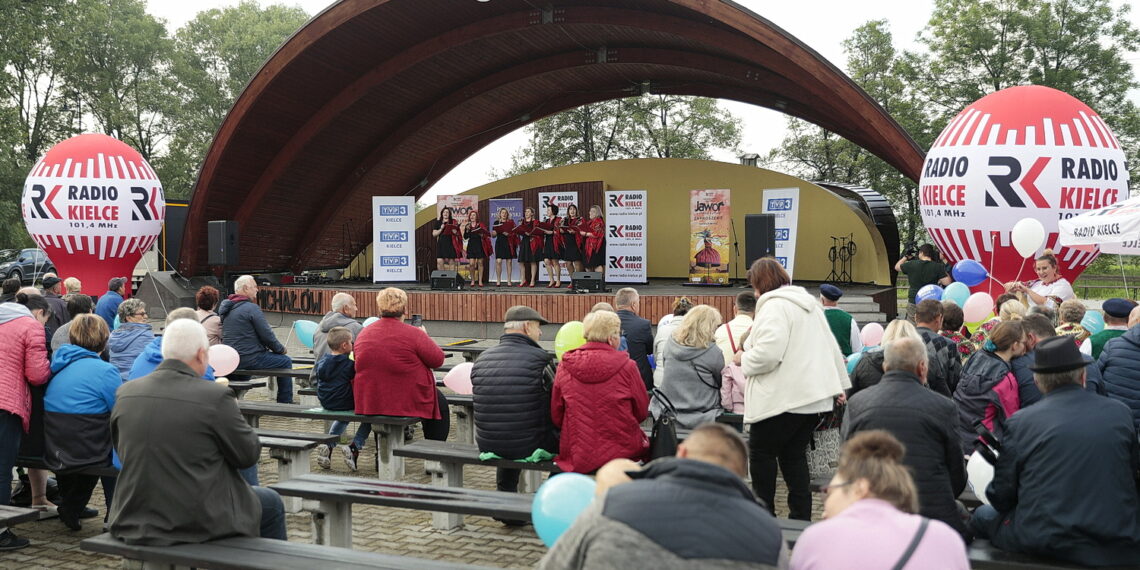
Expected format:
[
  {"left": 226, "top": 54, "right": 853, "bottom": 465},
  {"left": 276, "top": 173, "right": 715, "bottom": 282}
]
[
  {"left": 430, "top": 270, "right": 459, "bottom": 290},
  {"left": 744, "top": 214, "right": 777, "bottom": 268},
  {"left": 571, "top": 271, "right": 604, "bottom": 293},
  {"left": 207, "top": 220, "right": 239, "bottom": 266}
]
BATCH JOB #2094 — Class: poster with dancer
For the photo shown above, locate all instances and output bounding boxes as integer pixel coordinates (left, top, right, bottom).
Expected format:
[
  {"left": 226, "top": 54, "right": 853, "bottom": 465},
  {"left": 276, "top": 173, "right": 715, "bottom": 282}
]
[
  {"left": 488, "top": 198, "right": 524, "bottom": 284},
  {"left": 689, "top": 189, "right": 730, "bottom": 284},
  {"left": 436, "top": 195, "right": 479, "bottom": 281}
]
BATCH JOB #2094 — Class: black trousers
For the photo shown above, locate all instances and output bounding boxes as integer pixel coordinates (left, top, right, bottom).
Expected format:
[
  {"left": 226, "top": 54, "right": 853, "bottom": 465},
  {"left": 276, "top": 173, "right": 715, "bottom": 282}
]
[
  {"left": 749, "top": 412, "right": 818, "bottom": 521},
  {"left": 421, "top": 389, "right": 451, "bottom": 441},
  {"left": 497, "top": 468, "right": 521, "bottom": 493},
  {"left": 56, "top": 473, "right": 99, "bottom": 519}
]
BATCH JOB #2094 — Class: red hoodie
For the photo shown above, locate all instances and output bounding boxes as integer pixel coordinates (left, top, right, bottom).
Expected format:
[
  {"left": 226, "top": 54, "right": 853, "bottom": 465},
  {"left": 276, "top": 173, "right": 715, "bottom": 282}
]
[{"left": 552, "top": 341, "right": 649, "bottom": 473}]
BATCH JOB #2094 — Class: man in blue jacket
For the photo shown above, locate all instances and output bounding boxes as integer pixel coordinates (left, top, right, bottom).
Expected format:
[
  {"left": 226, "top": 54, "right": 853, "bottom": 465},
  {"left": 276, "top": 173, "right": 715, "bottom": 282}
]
[
  {"left": 93, "top": 277, "right": 127, "bottom": 330},
  {"left": 1101, "top": 305, "right": 1140, "bottom": 431},
  {"left": 614, "top": 288, "right": 653, "bottom": 391},
  {"left": 218, "top": 275, "right": 292, "bottom": 403}
]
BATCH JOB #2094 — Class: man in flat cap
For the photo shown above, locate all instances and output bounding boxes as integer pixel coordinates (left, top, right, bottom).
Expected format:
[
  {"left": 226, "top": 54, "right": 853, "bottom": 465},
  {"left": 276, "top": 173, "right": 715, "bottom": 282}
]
[
  {"left": 820, "top": 284, "right": 861, "bottom": 356},
  {"left": 971, "top": 336, "right": 1140, "bottom": 567},
  {"left": 1081, "top": 298, "right": 1137, "bottom": 359},
  {"left": 470, "top": 306, "right": 559, "bottom": 520},
  {"left": 39, "top": 274, "right": 69, "bottom": 339}
]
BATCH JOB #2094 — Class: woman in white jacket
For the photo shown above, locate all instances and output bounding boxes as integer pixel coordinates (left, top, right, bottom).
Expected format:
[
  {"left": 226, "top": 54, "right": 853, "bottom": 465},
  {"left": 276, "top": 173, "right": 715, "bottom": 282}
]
[{"left": 738, "top": 258, "right": 849, "bottom": 520}]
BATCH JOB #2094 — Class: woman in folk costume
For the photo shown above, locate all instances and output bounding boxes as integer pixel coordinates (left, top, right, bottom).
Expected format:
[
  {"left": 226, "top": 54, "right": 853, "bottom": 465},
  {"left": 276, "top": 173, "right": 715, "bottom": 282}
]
[
  {"left": 560, "top": 204, "right": 584, "bottom": 274},
  {"left": 580, "top": 205, "right": 606, "bottom": 274},
  {"left": 490, "top": 207, "right": 518, "bottom": 287},
  {"left": 432, "top": 207, "right": 462, "bottom": 272},
  {"left": 540, "top": 203, "right": 565, "bottom": 288},
  {"left": 462, "top": 210, "right": 493, "bottom": 288},
  {"left": 513, "top": 207, "right": 541, "bottom": 287}
]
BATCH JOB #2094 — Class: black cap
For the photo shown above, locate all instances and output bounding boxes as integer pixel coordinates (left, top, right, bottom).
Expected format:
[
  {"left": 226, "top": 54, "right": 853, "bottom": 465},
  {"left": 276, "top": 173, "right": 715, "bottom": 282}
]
[
  {"left": 1030, "top": 336, "right": 1088, "bottom": 373},
  {"left": 1103, "top": 298, "right": 1136, "bottom": 319},
  {"left": 41, "top": 276, "right": 62, "bottom": 289},
  {"left": 820, "top": 284, "right": 843, "bottom": 301}
]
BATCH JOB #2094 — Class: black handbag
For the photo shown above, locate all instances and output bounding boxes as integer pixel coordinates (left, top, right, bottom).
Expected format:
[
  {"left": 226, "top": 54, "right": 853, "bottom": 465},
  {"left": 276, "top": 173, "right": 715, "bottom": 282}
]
[{"left": 649, "top": 390, "right": 679, "bottom": 459}]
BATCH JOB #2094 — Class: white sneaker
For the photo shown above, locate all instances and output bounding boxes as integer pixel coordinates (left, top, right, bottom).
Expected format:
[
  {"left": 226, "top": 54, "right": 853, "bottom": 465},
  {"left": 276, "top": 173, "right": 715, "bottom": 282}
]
[
  {"left": 340, "top": 444, "right": 359, "bottom": 471},
  {"left": 316, "top": 444, "right": 331, "bottom": 469}
]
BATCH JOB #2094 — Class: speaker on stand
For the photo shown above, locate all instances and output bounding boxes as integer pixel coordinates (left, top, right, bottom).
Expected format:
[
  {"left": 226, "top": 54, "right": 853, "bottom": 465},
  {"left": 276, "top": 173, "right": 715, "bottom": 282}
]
[
  {"left": 744, "top": 214, "right": 777, "bottom": 270},
  {"left": 207, "top": 220, "right": 239, "bottom": 266}
]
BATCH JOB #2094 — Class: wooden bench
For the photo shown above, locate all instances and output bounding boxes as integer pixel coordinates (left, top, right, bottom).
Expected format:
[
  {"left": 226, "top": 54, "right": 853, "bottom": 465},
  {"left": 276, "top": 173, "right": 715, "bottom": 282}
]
[
  {"left": 226, "top": 379, "right": 267, "bottom": 399},
  {"left": 238, "top": 401, "right": 420, "bottom": 479},
  {"left": 80, "top": 532, "right": 487, "bottom": 570},
  {"left": 271, "top": 474, "right": 533, "bottom": 540},
  {"left": 0, "top": 504, "right": 39, "bottom": 528},
  {"left": 442, "top": 393, "right": 474, "bottom": 444},
  {"left": 233, "top": 367, "right": 315, "bottom": 399}
]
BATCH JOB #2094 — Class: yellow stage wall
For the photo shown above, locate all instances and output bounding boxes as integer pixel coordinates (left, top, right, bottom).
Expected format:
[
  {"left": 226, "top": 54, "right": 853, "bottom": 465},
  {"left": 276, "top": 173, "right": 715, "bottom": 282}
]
[{"left": 348, "top": 159, "right": 892, "bottom": 285}]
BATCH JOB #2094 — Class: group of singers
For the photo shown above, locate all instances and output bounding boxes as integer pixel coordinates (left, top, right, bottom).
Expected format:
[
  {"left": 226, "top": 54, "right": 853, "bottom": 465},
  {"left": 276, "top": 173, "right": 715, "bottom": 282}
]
[{"left": 431, "top": 203, "right": 605, "bottom": 288}]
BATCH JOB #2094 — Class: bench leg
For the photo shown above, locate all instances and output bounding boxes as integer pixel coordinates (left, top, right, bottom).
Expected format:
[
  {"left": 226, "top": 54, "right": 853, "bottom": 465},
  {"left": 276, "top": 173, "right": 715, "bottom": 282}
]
[
  {"left": 426, "top": 460, "right": 464, "bottom": 530},
  {"left": 312, "top": 500, "right": 353, "bottom": 549},
  {"left": 519, "top": 470, "right": 544, "bottom": 494},
  {"left": 269, "top": 449, "right": 310, "bottom": 513},
  {"left": 122, "top": 560, "right": 191, "bottom": 570},
  {"left": 373, "top": 424, "right": 406, "bottom": 480},
  {"left": 454, "top": 408, "right": 474, "bottom": 445}
]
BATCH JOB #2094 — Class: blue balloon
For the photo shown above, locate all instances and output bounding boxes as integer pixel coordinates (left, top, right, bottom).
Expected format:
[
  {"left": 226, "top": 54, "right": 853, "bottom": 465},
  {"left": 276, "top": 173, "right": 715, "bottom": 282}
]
[
  {"left": 916, "top": 284, "right": 944, "bottom": 304},
  {"left": 1081, "top": 311, "right": 1106, "bottom": 336},
  {"left": 943, "top": 281, "right": 971, "bottom": 307},
  {"left": 532, "top": 473, "right": 596, "bottom": 547},
  {"left": 952, "top": 260, "right": 988, "bottom": 287},
  {"left": 846, "top": 351, "right": 864, "bottom": 374}
]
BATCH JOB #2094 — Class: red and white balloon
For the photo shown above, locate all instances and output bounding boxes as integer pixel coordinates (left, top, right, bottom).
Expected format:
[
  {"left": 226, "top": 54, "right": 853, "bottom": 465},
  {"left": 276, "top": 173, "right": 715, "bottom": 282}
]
[
  {"left": 21, "top": 134, "right": 164, "bottom": 296},
  {"left": 919, "top": 86, "right": 1127, "bottom": 295}
]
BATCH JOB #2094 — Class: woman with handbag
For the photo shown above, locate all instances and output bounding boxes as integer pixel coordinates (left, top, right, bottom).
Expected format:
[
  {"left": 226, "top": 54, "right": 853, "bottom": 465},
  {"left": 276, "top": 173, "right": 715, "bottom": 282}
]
[
  {"left": 790, "top": 430, "right": 969, "bottom": 569},
  {"left": 650, "top": 305, "right": 724, "bottom": 430}
]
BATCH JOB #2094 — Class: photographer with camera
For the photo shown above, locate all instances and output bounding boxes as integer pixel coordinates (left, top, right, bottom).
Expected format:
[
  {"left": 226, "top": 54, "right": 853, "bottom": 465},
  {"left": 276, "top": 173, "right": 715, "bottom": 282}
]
[{"left": 895, "top": 244, "right": 951, "bottom": 322}]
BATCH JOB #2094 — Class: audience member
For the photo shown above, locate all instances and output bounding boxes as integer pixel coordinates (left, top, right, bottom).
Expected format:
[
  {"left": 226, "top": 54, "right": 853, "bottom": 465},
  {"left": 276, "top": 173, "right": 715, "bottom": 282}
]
[
  {"left": 819, "top": 284, "right": 862, "bottom": 355},
  {"left": 219, "top": 275, "right": 293, "bottom": 403},
  {"left": 614, "top": 287, "right": 654, "bottom": 391},
  {"left": 552, "top": 310, "right": 648, "bottom": 474},
  {"left": 848, "top": 320, "right": 943, "bottom": 398},
  {"left": 739, "top": 258, "right": 848, "bottom": 520},
  {"left": 94, "top": 277, "right": 127, "bottom": 330},
  {"left": 651, "top": 296, "right": 693, "bottom": 387},
  {"left": 939, "top": 300, "right": 976, "bottom": 362},
  {"left": 110, "top": 319, "right": 286, "bottom": 545},
  {"left": 1081, "top": 298, "right": 1136, "bottom": 359},
  {"left": 194, "top": 286, "right": 222, "bottom": 346},
  {"left": 971, "top": 336, "right": 1140, "bottom": 566},
  {"left": 1055, "top": 298, "right": 1089, "bottom": 343},
  {"left": 310, "top": 293, "right": 363, "bottom": 387},
  {"left": 0, "top": 277, "right": 21, "bottom": 303},
  {"left": 43, "top": 314, "right": 119, "bottom": 531},
  {"left": 1101, "top": 307, "right": 1140, "bottom": 431},
  {"left": 40, "top": 274, "right": 69, "bottom": 337},
  {"left": 51, "top": 293, "right": 94, "bottom": 352},
  {"left": 540, "top": 424, "right": 788, "bottom": 569},
  {"left": 1013, "top": 315, "right": 1104, "bottom": 406},
  {"left": 953, "top": 321, "right": 1026, "bottom": 454},
  {"left": 108, "top": 299, "right": 153, "bottom": 382},
  {"left": 314, "top": 327, "right": 370, "bottom": 471},
  {"left": 1026, "top": 304, "right": 1056, "bottom": 326},
  {"left": 354, "top": 288, "right": 449, "bottom": 440},
  {"left": 655, "top": 295, "right": 693, "bottom": 329},
  {"left": 968, "top": 293, "right": 1019, "bottom": 343},
  {"left": 128, "top": 308, "right": 215, "bottom": 381},
  {"left": 914, "top": 299, "right": 960, "bottom": 395},
  {"left": 588, "top": 302, "right": 628, "bottom": 351},
  {"left": 714, "top": 291, "right": 755, "bottom": 365},
  {"left": 63, "top": 277, "right": 81, "bottom": 295},
  {"left": 791, "top": 431, "right": 968, "bottom": 569},
  {"left": 650, "top": 305, "right": 725, "bottom": 429},
  {"left": 843, "top": 337, "right": 968, "bottom": 540}
]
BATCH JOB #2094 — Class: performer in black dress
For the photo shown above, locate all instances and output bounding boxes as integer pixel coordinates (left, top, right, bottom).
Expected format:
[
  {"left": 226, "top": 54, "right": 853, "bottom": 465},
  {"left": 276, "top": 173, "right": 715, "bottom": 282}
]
[
  {"left": 513, "top": 207, "right": 540, "bottom": 287},
  {"left": 432, "top": 206, "right": 461, "bottom": 272},
  {"left": 462, "top": 210, "right": 492, "bottom": 288},
  {"left": 560, "top": 203, "right": 583, "bottom": 274},
  {"left": 491, "top": 207, "right": 517, "bottom": 287},
  {"left": 541, "top": 204, "right": 564, "bottom": 288}
]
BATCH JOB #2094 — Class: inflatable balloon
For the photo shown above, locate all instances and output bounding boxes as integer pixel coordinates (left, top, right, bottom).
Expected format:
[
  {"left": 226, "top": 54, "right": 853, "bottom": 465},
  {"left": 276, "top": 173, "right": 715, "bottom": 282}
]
[
  {"left": 1011, "top": 217, "right": 1046, "bottom": 259},
  {"left": 919, "top": 86, "right": 1126, "bottom": 296},
  {"left": 21, "top": 134, "right": 165, "bottom": 299},
  {"left": 860, "top": 322, "right": 884, "bottom": 348},
  {"left": 442, "top": 362, "right": 474, "bottom": 395},
  {"left": 363, "top": 316, "right": 379, "bottom": 327},
  {"left": 951, "top": 260, "right": 988, "bottom": 287},
  {"left": 1081, "top": 310, "right": 1105, "bottom": 336},
  {"left": 963, "top": 292, "right": 996, "bottom": 324},
  {"left": 965, "top": 313, "right": 995, "bottom": 334},
  {"left": 966, "top": 451, "right": 994, "bottom": 506},
  {"left": 916, "top": 284, "right": 944, "bottom": 304},
  {"left": 943, "top": 281, "right": 971, "bottom": 307},
  {"left": 554, "top": 321, "right": 586, "bottom": 360},
  {"left": 532, "top": 473, "right": 596, "bottom": 548},
  {"left": 208, "top": 344, "right": 240, "bottom": 377},
  {"left": 846, "top": 352, "right": 864, "bottom": 374}
]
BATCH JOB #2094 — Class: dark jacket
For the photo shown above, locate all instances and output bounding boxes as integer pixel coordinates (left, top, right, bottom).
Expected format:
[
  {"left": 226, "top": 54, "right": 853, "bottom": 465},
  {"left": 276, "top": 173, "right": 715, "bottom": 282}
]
[
  {"left": 43, "top": 291, "right": 69, "bottom": 339},
  {"left": 849, "top": 346, "right": 950, "bottom": 399},
  {"left": 843, "top": 369, "right": 969, "bottom": 540},
  {"left": 471, "top": 333, "right": 559, "bottom": 458},
  {"left": 218, "top": 295, "right": 285, "bottom": 363},
  {"left": 953, "top": 349, "right": 1018, "bottom": 454},
  {"left": 918, "top": 326, "right": 960, "bottom": 395},
  {"left": 1101, "top": 326, "right": 1140, "bottom": 430},
  {"left": 310, "top": 311, "right": 363, "bottom": 385},
  {"left": 110, "top": 359, "right": 262, "bottom": 546},
  {"left": 1014, "top": 351, "right": 1104, "bottom": 407},
  {"left": 617, "top": 309, "right": 654, "bottom": 391},
  {"left": 315, "top": 353, "right": 355, "bottom": 411},
  {"left": 42, "top": 344, "right": 120, "bottom": 472},
  {"left": 539, "top": 458, "right": 787, "bottom": 569},
  {"left": 987, "top": 384, "right": 1140, "bottom": 567}
]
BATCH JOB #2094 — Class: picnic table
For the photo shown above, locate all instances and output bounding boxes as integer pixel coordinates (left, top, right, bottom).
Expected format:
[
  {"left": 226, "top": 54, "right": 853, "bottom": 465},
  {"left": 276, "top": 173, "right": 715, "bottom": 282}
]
[{"left": 226, "top": 379, "right": 266, "bottom": 400}]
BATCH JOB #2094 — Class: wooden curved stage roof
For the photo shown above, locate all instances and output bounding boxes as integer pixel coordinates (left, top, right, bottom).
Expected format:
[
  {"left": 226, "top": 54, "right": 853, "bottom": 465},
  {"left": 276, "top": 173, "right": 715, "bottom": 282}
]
[{"left": 181, "top": 0, "right": 924, "bottom": 275}]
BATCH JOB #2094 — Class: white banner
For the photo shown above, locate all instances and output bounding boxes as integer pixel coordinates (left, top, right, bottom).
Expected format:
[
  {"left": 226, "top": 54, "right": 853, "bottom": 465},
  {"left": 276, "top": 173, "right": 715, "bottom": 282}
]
[
  {"left": 762, "top": 188, "right": 800, "bottom": 278},
  {"left": 372, "top": 196, "right": 415, "bottom": 282},
  {"left": 537, "top": 191, "right": 578, "bottom": 282},
  {"left": 605, "top": 190, "right": 647, "bottom": 283}
]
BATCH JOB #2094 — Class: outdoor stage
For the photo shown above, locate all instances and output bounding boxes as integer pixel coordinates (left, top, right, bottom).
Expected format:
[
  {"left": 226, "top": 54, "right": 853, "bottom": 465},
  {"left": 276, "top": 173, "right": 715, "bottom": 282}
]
[{"left": 256, "top": 279, "right": 897, "bottom": 325}]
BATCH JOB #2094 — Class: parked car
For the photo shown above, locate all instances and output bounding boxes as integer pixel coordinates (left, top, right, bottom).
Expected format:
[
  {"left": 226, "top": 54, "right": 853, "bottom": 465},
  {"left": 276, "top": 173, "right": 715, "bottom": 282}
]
[{"left": 0, "top": 248, "right": 55, "bottom": 284}]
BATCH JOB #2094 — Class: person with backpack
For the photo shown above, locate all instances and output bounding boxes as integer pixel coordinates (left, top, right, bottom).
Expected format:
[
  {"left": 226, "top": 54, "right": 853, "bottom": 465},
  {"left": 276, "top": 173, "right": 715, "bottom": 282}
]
[{"left": 952, "top": 321, "right": 1027, "bottom": 455}]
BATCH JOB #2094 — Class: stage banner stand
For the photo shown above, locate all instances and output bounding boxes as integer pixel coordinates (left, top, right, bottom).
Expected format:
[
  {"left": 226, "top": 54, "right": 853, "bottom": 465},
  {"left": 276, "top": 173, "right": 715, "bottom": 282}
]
[
  {"left": 488, "top": 198, "right": 524, "bottom": 284},
  {"left": 436, "top": 195, "right": 479, "bottom": 282},
  {"left": 372, "top": 196, "right": 416, "bottom": 282},
  {"left": 604, "top": 190, "right": 647, "bottom": 283},
  {"left": 762, "top": 188, "right": 800, "bottom": 278},
  {"left": 687, "top": 189, "right": 731, "bottom": 286},
  {"left": 537, "top": 191, "right": 579, "bottom": 282}
]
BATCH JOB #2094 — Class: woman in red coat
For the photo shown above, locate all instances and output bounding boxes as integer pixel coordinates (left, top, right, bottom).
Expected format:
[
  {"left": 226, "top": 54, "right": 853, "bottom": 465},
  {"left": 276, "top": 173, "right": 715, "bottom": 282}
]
[
  {"left": 580, "top": 204, "right": 606, "bottom": 274},
  {"left": 353, "top": 288, "right": 450, "bottom": 440},
  {"left": 552, "top": 310, "right": 649, "bottom": 473}
]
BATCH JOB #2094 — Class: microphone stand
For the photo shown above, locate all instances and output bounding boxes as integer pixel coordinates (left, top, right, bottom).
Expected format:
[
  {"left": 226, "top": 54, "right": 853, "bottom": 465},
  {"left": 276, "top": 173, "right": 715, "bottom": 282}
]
[{"left": 730, "top": 217, "right": 742, "bottom": 286}]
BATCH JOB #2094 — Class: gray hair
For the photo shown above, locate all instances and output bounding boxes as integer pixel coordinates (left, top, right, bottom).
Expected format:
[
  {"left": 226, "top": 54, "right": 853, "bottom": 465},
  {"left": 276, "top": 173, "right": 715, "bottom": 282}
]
[
  {"left": 1035, "top": 367, "right": 1085, "bottom": 394},
  {"left": 161, "top": 319, "right": 209, "bottom": 362},
  {"left": 118, "top": 298, "right": 147, "bottom": 321},
  {"left": 165, "top": 307, "right": 198, "bottom": 326},
  {"left": 883, "top": 337, "right": 928, "bottom": 373},
  {"left": 234, "top": 274, "right": 256, "bottom": 293},
  {"left": 614, "top": 287, "right": 638, "bottom": 309},
  {"left": 504, "top": 320, "right": 528, "bottom": 332},
  {"left": 1026, "top": 305, "right": 1057, "bottom": 327},
  {"left": 331, "top": 292, "right": 355, "bottom": 312}
]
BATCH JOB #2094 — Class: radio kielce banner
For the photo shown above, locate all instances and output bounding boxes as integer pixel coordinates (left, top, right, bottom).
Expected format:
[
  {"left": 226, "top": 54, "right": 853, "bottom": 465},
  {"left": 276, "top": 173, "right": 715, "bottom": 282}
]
[
  {"left": 762, "top": 188, "right": 800, "bottom": 278},
  {"left": 605, "top": 190, "right": 647, "bottom": 283},
  {"left": 537, "top": 191, "right": 578, "bottom": 281},
  {"left": 436, "top": 195, "right": 480, "bottom": 281},
  {"left": 488, "top": 198, "right": 524, "bottom": 283},
  {"left": 372, "top": 196, "right": 415, "bottom": 282},
  {"left": 689, "top": 189, "right": 730, "bottom": 284}
]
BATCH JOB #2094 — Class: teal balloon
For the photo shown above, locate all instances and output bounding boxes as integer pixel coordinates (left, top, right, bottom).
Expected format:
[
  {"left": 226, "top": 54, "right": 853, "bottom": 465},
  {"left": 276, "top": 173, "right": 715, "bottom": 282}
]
[
  {"left": 846, "top": 352, "right": 864, "bottom": 374},
  {"left": 363, "top": 316, "right": 380, "bottom": 327},
  {"left": 112, "top": 314, "right": 120, "bottom": 330},
  {"left": 532, "top": 473, "right": 596, "bottom": 547},
  {"left": 943, "top": 282, "right": 971, "bottom": 307},
  {"left": 1081, "top": 311, "right": 1105, "bottom": 335}
]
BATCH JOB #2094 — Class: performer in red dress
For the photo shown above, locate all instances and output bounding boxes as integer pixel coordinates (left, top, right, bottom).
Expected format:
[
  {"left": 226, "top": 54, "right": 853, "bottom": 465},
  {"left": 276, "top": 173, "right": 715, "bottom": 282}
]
[
  {"left": 580, "top": 205, "right": 606, "bottom": 274},
  {"left": 461, "top": 210, "right": 493, "bottom": 288},
  {"left": 490, "top": 207, "right": 517, "bottom": 287},
  {"left": 512, "top": 207, "right": 540, "bottom": 287},
  {"left": 540, "top": 204, "right": 565, "bottom": 288},
  {"left": 560, "top": 204, "right": 584, "bottom": 275},
  {"left": 431, "top": 207, "right": 462, "bottom": 272}
]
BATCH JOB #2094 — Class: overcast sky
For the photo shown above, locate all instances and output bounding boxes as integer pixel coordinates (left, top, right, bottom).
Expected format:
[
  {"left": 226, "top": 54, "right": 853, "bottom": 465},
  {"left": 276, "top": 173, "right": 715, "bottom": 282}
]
[{"left": 145, "top": 0, "right": 1136, "bottom": 199}]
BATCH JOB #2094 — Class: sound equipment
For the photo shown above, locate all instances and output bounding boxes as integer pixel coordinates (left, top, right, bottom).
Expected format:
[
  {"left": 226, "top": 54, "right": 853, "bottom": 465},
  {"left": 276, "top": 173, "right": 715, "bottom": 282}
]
[
  {"left": 570, "top": 271, "right": 604, "bottom": 293},
  {"left": 744, "top": 214, "right": 776, "bottom": 268},
  {"left": 134, "top": 271, "right": 222, "bottom": 321},
  {"left": 207, "top": 220, "right": 239, "bottom": 266},
  {"left": 430, "top": 270, "right": 460, "bottom": 290}
]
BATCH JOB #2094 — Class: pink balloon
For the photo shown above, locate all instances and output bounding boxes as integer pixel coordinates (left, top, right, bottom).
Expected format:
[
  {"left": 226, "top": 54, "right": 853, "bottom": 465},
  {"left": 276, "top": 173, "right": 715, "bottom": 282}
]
[
  {"left": 208, "top": 344, "right": 240, "bottom": 377},
  {"left": 860, "top": 322, "right": 884, "bottom": 347},
  {"left": 963, "top": 292, "right": 995, "bottom": 324},
  {"left": 442, "top": 362, "right": 474, "bottom": 395}
]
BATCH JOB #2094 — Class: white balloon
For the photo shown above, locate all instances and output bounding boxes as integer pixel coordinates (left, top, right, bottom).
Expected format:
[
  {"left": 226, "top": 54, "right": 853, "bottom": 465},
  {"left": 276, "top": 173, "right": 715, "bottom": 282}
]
[
  {"left": 1011, "top": 217, "right": 1046, "bottom": 259},
  {"left": 966, "top": 451, "right": 994, "bottom": 506}
]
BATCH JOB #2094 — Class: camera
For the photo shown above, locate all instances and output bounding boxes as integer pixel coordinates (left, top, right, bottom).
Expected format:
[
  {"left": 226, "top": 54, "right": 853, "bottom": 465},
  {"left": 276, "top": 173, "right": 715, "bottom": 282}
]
[{"left": 901, "top": 242, "right": 918, "bottom": 259}]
